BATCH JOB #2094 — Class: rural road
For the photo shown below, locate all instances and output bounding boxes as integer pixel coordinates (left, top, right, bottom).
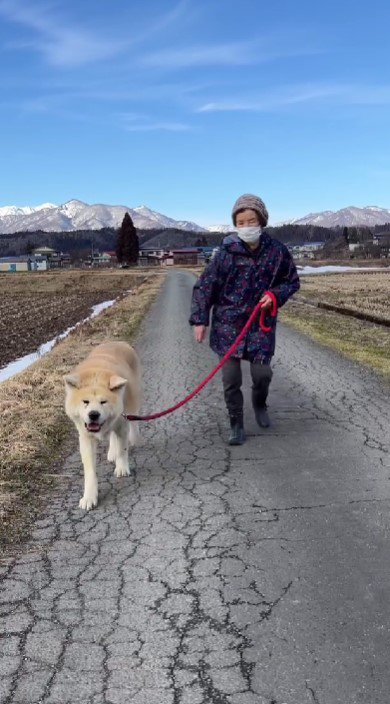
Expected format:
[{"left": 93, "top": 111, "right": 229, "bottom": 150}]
[{"left": 1, "top": 269, "right": 390, "bottom": 704}]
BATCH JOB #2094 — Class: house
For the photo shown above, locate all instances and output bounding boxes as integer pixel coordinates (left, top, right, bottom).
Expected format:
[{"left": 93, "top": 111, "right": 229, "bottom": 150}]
[
  {"left": 348, "top": 242, "right": 363, "bottom": 252},
  {"left": 32, "top": 246, "right": 70, "bottom": 268},
  {"left": 377, "top": 234, "right": 390, "bottom": 258},
  {"left": 165, "top": 248, "right": 205, "bottom": 266},
  {"left": 138, "top": 248, "right": 166, "bottom": 266},
  {"left": 92, "top": 252, "right": 115, "bottom": 267},
  {"left": 288, "top": 242, "right": 325, "bottom": 259},
  {"left": 372, "top": 232, "right": 390, "bottom": 256}
]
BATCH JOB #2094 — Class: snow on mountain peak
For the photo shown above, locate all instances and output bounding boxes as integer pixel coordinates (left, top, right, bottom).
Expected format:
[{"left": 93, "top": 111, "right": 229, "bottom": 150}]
[
  {"left": 289, "top": 205, "right": 390, "bottom": 227},
  {"left": 0, "top": 200, "right": 206, "bottom": 234}
]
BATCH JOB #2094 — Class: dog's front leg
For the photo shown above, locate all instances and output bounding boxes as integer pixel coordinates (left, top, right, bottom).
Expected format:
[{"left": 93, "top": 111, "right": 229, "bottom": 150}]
[
  {"left": 79, "top": 432, "right": 98, "bottom": 510},
  {"left": 113, "top": 421, "right": 130, "bottom": 478},
  {"left": 107, "top": 431, "right": 117, "bottom": 463}
]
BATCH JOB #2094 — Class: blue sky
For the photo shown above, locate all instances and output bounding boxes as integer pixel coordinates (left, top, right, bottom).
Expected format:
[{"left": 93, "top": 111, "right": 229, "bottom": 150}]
[{"left": 1, "top": 0, "right": 390, "bottom": 225}]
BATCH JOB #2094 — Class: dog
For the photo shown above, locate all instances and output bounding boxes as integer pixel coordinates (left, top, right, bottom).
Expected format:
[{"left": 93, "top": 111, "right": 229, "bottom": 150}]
[{"left": 64, "top": 341, "right": 140, "bottom": 510}]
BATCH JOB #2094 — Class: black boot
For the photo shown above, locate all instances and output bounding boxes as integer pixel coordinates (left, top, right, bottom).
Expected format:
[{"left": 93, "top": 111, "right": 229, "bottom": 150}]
[
  {"left": 228, "top": 413, "right": 246, "bottom": 446},
  {"left": 253, "top": 404, "right": 270, "bottom": 428},
  {"left": 251, "top": 364, "right": 272, "bottom": 429}
]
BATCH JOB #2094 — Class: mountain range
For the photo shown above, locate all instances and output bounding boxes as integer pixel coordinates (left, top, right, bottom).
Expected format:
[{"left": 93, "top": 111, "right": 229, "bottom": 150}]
[
  {"left": 1, "top": 201, "right": 390, "bottom": 235},
  {"left": 289, "top": 206, "right": 390, "bottom": 228},
  {"left": 0, "top": 200, "right": 207, "bottom": 235}
]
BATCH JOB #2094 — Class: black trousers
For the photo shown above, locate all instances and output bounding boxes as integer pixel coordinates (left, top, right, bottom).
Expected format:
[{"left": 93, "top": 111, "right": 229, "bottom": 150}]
[{"left": 221, "top": 357, "right": 273, "bottom": 418}]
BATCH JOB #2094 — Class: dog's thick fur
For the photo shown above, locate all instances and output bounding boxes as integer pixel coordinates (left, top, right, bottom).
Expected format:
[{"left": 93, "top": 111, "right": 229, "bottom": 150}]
[{"left": 64, "top": 342, "right": 140, "bottom": 510}]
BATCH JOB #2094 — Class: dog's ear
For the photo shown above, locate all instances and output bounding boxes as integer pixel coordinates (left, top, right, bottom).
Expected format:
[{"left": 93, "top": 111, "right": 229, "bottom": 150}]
[
  {"left": 63, "top": 374, "right": 80, "bottom": 389},
  {"left": 109, "top": 375, "right": 127, "bottom": 391}
]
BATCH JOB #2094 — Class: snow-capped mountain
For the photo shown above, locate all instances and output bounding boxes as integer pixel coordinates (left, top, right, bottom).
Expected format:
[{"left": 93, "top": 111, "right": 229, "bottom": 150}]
[
  {"left": 207, "top": 224, "right": 234, "bottom": 234},
  {"left": 0, "top": 200, "right": 206, "bottom": 234},
  {"left": 289, "top": 206, "right": 390, "bottom": 228}
]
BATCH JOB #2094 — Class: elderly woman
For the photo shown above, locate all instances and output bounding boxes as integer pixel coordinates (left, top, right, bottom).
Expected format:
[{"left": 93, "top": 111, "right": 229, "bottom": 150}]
[{"left": 189, "top": 193, "right": 300, "bottom": 445}]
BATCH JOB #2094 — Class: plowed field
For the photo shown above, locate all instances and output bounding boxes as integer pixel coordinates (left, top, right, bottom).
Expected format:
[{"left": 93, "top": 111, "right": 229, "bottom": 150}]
[{"left": 0, "top": 269, "right": 147, "bottom": 369}]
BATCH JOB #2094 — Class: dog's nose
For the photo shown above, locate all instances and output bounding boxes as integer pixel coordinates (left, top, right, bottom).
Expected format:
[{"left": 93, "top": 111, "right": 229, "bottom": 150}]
[{"left": 88, "top": 411, "right": 100, "bottom": 421}]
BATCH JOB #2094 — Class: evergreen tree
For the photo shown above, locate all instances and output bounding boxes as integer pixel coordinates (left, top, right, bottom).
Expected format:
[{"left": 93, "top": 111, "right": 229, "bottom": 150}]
[{"left": 116, "top": 213, "right": 139, "bottom": 265}]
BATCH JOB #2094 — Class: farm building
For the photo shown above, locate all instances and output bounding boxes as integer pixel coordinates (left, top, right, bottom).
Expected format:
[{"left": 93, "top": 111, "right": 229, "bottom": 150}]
[
  {"left": 0, "top": 255, "right": 49, "bottom": 272},
  {"left": 165, "top": 248, "right": 205, "bottom": 266}
]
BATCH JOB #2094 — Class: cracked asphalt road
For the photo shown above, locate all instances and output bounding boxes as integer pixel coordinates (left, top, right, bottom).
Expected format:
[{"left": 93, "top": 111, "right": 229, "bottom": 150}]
[{"left": 1, "top": 269, "right": 390, "bottom": 704}]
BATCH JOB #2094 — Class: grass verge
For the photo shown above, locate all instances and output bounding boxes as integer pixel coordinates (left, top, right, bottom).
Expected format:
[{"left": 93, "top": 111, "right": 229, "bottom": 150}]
[
  {"left": 0, "top": 273, "right": 164, "bottom": 550},
  {"left": 280, "top": 301, "right": 390, "bottom": 380}
]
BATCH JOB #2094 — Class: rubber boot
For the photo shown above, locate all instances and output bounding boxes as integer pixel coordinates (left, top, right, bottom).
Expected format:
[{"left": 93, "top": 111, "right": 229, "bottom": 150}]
[
  {"left": 228, "top": 413, "right": 246, "bottom": 446},
  {"left": 253, "top": 404, "right": 270, "bottom": 428},
  {"left": 252, "top": 386, "right": 271, "bottom": 428}
]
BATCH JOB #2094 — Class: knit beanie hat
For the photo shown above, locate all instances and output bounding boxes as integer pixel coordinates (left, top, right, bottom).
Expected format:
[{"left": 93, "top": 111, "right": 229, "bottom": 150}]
[{"left": 231, "top": 193, "right": 269, "bottom": 227}]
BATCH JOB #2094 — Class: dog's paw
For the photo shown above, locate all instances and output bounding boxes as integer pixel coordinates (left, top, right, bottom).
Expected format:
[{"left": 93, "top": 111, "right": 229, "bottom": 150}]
[
  {"left": 114, "top": 463, "right": 130, "bottom": 478},
  {"left": 79, "top": 495, "right": 98, "bottom": 510},
  {"left": 107, "top": 448, "right": 116, "bottom": 463}
]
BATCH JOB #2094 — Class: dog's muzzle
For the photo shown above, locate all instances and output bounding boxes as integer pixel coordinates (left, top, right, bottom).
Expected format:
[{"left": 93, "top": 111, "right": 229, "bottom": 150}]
[
  {"left": 85, "top": 421, "right": 104, "bottom": 433},
  {"left": 86, "top": 411, "right": 104, "bottom": 433}
]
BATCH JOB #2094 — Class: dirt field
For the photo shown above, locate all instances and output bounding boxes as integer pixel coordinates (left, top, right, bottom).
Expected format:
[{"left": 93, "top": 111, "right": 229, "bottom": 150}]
[
  {"left": 298, "top": 270, "right": 390, "bottom": 321},
  {"left": 0, "top": 269, "right": 156, "bottom": 369}
]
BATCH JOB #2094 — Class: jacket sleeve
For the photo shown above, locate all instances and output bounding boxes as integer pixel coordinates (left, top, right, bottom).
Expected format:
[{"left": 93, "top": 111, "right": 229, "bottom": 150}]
[
  {"left": 189, "top": 251, "right": 224, "bottom": 326},
  {"left": 269, "top": 246, "right": 300, "bottom": 308}
]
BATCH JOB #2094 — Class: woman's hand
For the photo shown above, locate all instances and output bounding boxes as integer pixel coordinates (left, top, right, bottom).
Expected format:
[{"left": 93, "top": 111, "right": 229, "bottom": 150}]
[
  {"left": 194, "top": 325, "right": 207, "bottom": 343},
  {"left": 259, "top": 293, "right": 273, "bottom": 311}
]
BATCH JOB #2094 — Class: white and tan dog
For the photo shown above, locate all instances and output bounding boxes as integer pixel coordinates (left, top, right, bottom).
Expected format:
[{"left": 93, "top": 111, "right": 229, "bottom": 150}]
[{"left": 64, "top": 342, "right": 140, "bottom": 510}]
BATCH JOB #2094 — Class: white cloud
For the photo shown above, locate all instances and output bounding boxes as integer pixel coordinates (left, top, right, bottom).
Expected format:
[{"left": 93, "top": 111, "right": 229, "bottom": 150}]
[
  {"left": 196, "top": 84, "right": 390, "bottom": 112},
  {"left": 140, "top": 42, "right": 260, "bottom": 68},
  {"left": 138, "top": 25, "right": 322, "bottom": 70},
  {"left": 0, "top": 0, "right": 125, "bottom": 67}
]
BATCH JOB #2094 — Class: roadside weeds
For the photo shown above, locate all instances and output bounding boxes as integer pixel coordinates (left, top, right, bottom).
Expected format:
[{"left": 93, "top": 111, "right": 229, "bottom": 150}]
[{"left": 280, "top": 301, "right": 390, "bottom": 380}]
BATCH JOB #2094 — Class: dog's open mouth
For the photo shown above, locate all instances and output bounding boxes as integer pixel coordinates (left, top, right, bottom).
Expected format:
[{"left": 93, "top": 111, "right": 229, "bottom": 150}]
[{"left": 85, "top": 421, "right": 104, "bottom": 433}]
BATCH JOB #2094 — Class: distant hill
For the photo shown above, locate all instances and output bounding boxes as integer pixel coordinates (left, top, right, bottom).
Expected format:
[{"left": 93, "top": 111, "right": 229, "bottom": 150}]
[{"left": 288, "top": 205, "right": 390, "bottom": 228}]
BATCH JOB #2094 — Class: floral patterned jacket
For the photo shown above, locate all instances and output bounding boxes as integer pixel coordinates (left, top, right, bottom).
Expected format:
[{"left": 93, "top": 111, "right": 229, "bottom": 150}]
[{"left": 189, "top": 233, "right": 300, "bottom": 363}]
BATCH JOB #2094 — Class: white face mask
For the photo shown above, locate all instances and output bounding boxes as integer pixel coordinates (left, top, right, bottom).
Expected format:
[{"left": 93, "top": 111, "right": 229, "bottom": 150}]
[{"left": 235, "top": 226, "right": 262, "bottom": 244}]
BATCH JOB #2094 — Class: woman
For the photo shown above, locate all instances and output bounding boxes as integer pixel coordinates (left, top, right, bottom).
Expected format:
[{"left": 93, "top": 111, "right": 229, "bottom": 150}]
[{"left": 189, "top": 193, "right": 300, "bottom": 445}]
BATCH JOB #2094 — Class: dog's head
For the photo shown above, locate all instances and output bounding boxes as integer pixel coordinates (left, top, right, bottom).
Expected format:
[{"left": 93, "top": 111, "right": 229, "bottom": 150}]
[{"left": 64, "top": 372, "right": 127, "bottom": 435}]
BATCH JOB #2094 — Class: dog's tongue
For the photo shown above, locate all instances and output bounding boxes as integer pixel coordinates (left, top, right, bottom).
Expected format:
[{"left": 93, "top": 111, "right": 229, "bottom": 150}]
[{"left": 87, "top": 422, "right": 101, "bottom": 432}]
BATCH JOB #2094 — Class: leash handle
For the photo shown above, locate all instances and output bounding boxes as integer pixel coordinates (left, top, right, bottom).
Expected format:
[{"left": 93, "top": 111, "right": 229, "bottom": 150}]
[
  {"left": 125, "top": 290, "right": 278, "bottom": 422},
  {"left": 259, "top": 290, "right": 278, "bottom": 332}
]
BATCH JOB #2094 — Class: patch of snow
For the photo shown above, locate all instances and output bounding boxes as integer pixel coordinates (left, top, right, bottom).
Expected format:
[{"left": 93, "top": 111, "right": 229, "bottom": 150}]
[{"left": 298, "top": 265, "right": 389, "bottom": 275}]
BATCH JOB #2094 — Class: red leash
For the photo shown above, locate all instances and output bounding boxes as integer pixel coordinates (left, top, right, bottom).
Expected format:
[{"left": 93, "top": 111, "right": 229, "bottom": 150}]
[{"left": 124, "top": 291, "right": 278, "bottom": 422}]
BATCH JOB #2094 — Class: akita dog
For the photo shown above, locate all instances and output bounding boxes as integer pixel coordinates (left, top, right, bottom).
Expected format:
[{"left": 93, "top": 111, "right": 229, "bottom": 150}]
[{"left": 64, "top": 342, "right": 140, "bottom": 510}]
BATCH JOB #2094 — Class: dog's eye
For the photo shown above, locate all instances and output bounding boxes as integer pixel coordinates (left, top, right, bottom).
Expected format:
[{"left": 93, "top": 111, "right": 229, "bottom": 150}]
[
  {"left": 83, "top": 400, "right": 89, "bottom": 405},
  {"left": 100, "top": 401, "right": 107, "bottom": 405}
]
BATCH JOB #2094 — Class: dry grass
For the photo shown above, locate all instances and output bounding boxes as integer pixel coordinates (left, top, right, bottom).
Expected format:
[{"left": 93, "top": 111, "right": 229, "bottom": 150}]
[
  {"left": 281, "top": 298, "right": 390, "bottom": 380},
  {"left": 297, "top": 270, "right": 390, "bottom": 321},
  {"left": 0, "top": 273, "right": 164, "bottom": 547}
]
